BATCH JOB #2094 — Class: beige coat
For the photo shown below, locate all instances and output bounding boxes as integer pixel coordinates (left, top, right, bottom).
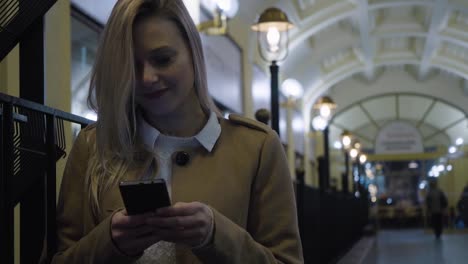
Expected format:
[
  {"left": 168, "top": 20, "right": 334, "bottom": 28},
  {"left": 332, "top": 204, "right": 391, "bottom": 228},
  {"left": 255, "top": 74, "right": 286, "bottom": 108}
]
[{"left": 49, "top": 115, "right": 303, "bottom": 263}]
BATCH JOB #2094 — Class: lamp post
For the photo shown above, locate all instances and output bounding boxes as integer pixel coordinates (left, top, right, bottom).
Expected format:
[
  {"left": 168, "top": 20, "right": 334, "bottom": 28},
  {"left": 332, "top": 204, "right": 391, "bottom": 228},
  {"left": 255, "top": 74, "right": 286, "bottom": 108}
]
[
  {"left": 340, "top": 130, "right": 353, "bottom": 193},
  {"left": 349, "top": 140, "right": 362, "bottom": 194},
  {"left": 312, "top": 96, "right": 337, "bottom": 191},
  {"left": 281, "top": 78, "right": 304, "bottom": 180},
  {"left": 252, "top": 8, "right": 294, "bottom": 135},
  {"left": 358, "top": 153, "right": 367, "bottom": 194}
]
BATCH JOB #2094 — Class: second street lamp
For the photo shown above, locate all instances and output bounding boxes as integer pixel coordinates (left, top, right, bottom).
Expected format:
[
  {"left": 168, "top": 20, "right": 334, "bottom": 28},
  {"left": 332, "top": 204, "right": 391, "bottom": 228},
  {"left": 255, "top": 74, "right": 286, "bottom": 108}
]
[
  {"left": 252, "top": 8, "right": 294, "bottom": 135},
  {"left": 340, "top": 130, "right": 353, "bottom": 193},
  {"left": 312, "top": 96, "right": 337, "bottom": 192}
]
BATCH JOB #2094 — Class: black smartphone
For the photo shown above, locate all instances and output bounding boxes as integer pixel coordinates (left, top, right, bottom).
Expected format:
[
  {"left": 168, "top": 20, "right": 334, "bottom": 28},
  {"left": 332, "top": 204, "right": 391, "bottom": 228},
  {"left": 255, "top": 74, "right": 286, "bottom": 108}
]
[{"left": 119, "top": 179, "right": 171, "bottom": 215}]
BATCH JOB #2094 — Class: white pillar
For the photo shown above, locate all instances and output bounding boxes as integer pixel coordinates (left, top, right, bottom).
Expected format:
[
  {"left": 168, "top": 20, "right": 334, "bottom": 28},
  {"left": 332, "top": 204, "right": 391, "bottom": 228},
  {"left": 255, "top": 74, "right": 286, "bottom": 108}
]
[
  {"left": 285, "top": 98, "right": 295, "bottom": 180},
  {"left": 303, "top": 110, "right": 314, "bottom": 186}
]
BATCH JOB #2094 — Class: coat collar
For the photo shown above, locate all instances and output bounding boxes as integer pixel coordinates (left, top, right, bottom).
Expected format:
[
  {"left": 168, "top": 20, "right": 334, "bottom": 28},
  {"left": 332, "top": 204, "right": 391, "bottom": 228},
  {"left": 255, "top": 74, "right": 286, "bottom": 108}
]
[{"left": 138, "top": 111, "right": 221, "bottom": 153}]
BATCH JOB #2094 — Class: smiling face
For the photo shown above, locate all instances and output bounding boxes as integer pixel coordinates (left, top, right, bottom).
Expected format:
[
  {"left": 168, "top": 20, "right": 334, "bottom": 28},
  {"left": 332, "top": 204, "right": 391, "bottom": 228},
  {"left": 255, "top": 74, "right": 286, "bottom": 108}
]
[{"left": 133, "top": 15, "right": 197, "bottom": 118}]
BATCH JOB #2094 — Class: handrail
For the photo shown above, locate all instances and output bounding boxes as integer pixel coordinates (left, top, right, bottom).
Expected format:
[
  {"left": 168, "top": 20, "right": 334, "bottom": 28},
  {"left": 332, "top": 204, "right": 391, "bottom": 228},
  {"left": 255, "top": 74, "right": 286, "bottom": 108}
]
[
  {"left": 0, "top": 92, "right": 91, "bottom": 125},
  {"left": 1, "top": 92, "right": 92, "bottom": 263}
]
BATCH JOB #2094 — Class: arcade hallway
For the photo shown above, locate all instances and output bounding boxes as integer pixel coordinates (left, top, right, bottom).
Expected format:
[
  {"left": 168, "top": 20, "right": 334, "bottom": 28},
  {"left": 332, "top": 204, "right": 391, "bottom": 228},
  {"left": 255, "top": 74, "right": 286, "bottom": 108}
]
[{"left": 355, "top": 229, "right": 468, "bottom": 264}]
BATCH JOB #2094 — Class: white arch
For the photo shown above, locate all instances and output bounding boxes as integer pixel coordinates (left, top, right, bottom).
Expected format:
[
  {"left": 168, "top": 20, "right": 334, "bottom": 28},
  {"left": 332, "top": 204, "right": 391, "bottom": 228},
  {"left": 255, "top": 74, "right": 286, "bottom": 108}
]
[{"left": 302, "top": 57, "right": 468, "bottom": 129}]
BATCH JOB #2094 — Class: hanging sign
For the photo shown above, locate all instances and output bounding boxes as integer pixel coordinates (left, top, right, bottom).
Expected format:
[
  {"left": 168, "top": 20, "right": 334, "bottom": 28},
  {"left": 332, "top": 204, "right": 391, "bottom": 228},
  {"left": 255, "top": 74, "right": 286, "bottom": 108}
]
[{"left": 375, "top": 121, "right": 423, "bottom": 154}]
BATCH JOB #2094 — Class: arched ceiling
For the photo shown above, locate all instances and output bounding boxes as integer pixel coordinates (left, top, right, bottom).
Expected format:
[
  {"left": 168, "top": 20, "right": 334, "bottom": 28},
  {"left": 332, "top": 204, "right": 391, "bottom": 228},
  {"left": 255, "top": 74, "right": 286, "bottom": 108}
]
[
  {"left": 66, "top": 0, "right": 468, "bottom": 151},
  {"left": 329, "top": 92, "right": 467, "bottom": 149},
  {"left": 232, "top": 0, "right": 468, "bottom": 150}
]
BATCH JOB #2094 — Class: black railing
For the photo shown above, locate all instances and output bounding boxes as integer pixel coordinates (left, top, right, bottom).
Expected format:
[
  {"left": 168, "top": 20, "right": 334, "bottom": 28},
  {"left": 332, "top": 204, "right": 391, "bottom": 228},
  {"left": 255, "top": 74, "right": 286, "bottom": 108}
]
[
  {"left": 0, "top": 92, "right": 92, "bottom": 264},
  {"left": 0, "top": 92, "right": 368, "bottom": 264},
  {"left": 295, "top": 180, "right": 369, "bottom": 264}
]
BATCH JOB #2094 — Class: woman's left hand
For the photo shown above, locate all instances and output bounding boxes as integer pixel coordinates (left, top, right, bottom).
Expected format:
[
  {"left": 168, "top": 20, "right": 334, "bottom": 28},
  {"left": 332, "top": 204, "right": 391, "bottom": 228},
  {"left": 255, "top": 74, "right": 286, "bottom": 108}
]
[{"left": 145, "top": 202, "right": 214, "bottom": 248}]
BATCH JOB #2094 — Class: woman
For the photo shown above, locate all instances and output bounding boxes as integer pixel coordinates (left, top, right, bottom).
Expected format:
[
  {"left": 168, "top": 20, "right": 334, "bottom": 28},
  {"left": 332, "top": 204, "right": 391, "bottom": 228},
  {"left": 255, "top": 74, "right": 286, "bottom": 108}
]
[{"left": 49, "top": 0, "right": 303, "bottom": 263}]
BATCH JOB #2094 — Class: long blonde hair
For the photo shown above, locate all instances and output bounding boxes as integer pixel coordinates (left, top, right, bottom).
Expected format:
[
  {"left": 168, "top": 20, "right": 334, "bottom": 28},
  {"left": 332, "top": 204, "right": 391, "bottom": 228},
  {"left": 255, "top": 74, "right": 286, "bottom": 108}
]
[{"left": 86, "top": 0, "right": 219, "bottom": 215}]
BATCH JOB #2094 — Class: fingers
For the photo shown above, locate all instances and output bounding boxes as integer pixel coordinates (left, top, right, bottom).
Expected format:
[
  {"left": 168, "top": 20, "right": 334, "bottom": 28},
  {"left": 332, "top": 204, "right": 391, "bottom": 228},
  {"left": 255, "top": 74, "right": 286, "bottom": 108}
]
[
  {"left": 146, "top": 202, "right": 213, "bottom": 247},
  {"left": 146, "top": 215, "right": 206, "bottom": 230},
  {"left": 156, "top": 202, "right": 201, "bottom": 217},
  {"left": 114, "top": 224, "right": 154, "bottom": 240},
  {"left": 112, "top": 210, "right": 152, "bottom": 229},
  {"left": 112, "top": 202, "right": 213, "bottom": 249}
]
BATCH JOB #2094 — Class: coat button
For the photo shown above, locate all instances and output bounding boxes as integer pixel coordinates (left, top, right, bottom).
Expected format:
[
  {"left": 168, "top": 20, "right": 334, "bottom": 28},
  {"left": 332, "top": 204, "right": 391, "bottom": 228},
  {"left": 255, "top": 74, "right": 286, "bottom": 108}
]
[{"left": 175, "top": 151, "right": 190, "bottom": 166}]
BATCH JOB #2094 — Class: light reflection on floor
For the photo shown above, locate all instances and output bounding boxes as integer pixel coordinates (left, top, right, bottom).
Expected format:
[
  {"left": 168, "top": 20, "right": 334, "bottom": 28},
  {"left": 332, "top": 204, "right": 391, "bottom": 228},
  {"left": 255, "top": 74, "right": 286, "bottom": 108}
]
[{"left": 364, "top": 229, "right": 468, "bottom": 264}]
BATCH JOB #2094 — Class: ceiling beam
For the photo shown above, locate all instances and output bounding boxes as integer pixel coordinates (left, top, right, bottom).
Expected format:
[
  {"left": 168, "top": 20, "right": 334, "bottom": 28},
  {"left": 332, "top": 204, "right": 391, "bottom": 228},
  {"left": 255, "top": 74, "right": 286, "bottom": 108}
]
[
  {"left": 418, "top": 0, "right": 449, "bottom": 80},
  {"left": 440, "top": 34, "right": 468, "bottom": 51},
  {"left": 357, "top": 0, "right": 375, "bottom": 80},
  {"left": 359, "top": 103, "right": 380, "bottom": 129},
  {"left": 331, "top": 122, "right": 374, "bottom": 144},
  {"left": 368, "top": 0, "right": 433, "bottom": 11},
  {"left": 289, "top": 0, "right": 355, "bottom": 51},
  {"left": 417, "top": 99, "right": 436, "bottom": 128},
  {"left": 423, "top": 116, "right": 466, "bottom": 141}
]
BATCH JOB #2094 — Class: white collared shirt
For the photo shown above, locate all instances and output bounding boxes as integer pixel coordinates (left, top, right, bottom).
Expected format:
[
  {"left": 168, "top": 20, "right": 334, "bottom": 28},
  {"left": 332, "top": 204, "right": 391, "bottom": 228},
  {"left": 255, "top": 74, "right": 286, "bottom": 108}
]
[{"left": 138, "top": 111, "right": 221, "bottom": 196}]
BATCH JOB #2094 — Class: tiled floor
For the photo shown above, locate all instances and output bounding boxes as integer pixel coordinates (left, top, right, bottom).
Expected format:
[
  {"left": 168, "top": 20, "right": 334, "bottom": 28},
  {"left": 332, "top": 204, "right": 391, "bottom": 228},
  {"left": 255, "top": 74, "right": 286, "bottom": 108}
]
[{"left": 364, "top": 229, "right": 468, "bottom": 264}]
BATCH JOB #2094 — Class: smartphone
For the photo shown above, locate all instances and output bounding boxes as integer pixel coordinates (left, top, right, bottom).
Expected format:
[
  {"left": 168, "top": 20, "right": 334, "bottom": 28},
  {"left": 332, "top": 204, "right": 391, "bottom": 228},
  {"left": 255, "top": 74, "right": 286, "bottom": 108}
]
[{"left": 119, "top": 179, "right": 171, "bottom": 215}]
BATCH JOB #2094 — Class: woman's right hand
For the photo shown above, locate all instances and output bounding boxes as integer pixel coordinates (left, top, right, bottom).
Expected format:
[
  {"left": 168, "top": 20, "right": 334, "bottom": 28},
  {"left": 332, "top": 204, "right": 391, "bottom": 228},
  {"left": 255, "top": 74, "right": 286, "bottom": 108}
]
[{"left": 110, "top": 210, "right": 160, "bottom": 256}]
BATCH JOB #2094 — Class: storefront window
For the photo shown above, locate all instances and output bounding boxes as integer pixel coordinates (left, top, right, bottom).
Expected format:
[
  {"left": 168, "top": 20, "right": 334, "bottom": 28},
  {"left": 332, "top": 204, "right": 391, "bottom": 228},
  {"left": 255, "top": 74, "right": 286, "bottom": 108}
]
[{"left": 71, "top": 9, "right": 100, "bottom": 121}]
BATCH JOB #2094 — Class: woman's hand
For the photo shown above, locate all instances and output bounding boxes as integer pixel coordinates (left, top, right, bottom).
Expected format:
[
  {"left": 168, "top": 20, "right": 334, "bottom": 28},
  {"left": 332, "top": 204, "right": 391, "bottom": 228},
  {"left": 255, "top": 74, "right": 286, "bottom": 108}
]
[
  {"left": 146, "top": 202, "right": 214, "bottom": 248},
  {"left": 110, "top": 210, "right": 161, "bottom": 256}
]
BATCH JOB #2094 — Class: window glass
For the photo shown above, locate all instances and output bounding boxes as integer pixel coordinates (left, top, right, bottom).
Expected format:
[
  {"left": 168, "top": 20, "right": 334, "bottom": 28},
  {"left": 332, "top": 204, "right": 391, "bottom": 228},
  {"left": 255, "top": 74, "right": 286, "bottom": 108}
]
[{"left": 71, "top": 12, "right": 100, "bottom": 121}]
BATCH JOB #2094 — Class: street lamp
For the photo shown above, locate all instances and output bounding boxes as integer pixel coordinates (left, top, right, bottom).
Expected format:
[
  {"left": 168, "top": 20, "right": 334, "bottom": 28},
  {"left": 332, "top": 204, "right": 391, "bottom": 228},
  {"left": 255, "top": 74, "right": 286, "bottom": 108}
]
[
  {"left": 252, "top": 7, "right": 294, "bottom": 135},
  {"left": 348, "top": 140, "right": 366, "bottom": 194},
  {"left": 341, "top": 130, "right": 352, "bottom": 150},
  {"left": 340, "top": 130, "right": 353, "bottom": 193},
  {"left": 312, "top": 96, "right": 337, "bottom": 121},
  {"left": 312, "top": 96, "right": 337, "bottom": 192},
  {"left": 281, "top": 78, "right": 304, "bottom": 180}
]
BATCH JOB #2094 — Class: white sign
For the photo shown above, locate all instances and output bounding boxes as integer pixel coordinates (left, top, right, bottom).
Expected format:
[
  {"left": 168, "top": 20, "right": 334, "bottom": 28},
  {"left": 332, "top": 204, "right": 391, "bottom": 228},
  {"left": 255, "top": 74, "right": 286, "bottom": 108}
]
[{"left": 375, "top": 121, "right": 423, "bottom": 154}]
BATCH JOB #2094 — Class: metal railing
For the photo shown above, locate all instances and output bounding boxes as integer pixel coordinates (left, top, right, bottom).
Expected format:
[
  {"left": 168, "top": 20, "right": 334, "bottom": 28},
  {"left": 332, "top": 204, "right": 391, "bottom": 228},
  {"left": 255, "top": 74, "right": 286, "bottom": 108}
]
[
  {"left": 0, "top": 92, "right": 92, "bottom": 264},
  {"left": 295, "top": 176, "right": 369, "bottom": 264}
]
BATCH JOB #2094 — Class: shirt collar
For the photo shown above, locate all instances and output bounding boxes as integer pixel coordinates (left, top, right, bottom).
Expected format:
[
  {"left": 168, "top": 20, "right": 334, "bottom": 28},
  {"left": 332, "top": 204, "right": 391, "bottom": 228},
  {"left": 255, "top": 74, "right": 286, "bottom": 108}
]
[{"left": 138, "top": 111, "right": 221, "bottom": 152}]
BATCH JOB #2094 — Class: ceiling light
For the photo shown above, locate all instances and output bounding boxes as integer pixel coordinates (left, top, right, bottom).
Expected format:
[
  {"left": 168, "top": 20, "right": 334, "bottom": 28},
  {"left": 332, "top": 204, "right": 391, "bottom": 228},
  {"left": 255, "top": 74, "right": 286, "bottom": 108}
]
[
  {"left": 359, "top": 154, "right": 367, "bottom": 164},
  {"left": 349, "top": 148, "right": 359, "bottom": 159},
  {"left": 311, "top": 115, "right": 327, "bottom": 131},
  {"left": 408, "top": 161, "right": 418, "bottom": 169},
  {"left": 448, "top": 146, "right": 457, "bottom": 154},
  {"left": 281, "top": 78, "right": 304, "bottom": 98},
  {"left": 252, "top": 7, "right": 294, "bottom": 62},
  {"left": 333, "top": 141, "right": 342, "bottom": 149}
]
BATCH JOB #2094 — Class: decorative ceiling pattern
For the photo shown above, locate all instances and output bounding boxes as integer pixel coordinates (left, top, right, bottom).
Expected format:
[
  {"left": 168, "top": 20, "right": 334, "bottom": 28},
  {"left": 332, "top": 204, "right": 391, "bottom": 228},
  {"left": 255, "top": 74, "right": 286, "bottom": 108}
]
[
  {"left": 232, "top": 0, "right": 468, "bottom": 151},
  {"left": 329, "top": 93, "right": 466, "bottom": 149},
  {"left": 69, "top": 0, "right": 468, "bottom": 152}
]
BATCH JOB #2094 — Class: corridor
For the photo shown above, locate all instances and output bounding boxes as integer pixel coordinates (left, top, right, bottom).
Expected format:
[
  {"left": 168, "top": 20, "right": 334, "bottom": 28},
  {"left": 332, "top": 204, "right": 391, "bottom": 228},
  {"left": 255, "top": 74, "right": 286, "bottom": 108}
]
[{"left": 364, "top": 229, "right": 468, "bottom": 264}]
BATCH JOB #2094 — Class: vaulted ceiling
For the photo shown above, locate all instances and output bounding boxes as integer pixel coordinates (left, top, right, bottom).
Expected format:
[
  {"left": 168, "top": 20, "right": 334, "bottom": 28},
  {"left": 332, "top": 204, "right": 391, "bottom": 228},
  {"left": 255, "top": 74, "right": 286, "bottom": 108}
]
[
  {"left": 70, "top": 0, "right": 468, "bottom": 152},
  {"left": 230, "top": 0, "right": 468, "bottom": 151}
]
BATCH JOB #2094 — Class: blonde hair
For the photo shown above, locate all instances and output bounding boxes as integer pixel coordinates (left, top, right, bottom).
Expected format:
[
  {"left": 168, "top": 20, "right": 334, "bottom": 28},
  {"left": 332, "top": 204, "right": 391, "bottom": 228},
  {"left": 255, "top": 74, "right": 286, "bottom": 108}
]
[{"left": 86, "top": 0, "right": 219, "bottom": 215}]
